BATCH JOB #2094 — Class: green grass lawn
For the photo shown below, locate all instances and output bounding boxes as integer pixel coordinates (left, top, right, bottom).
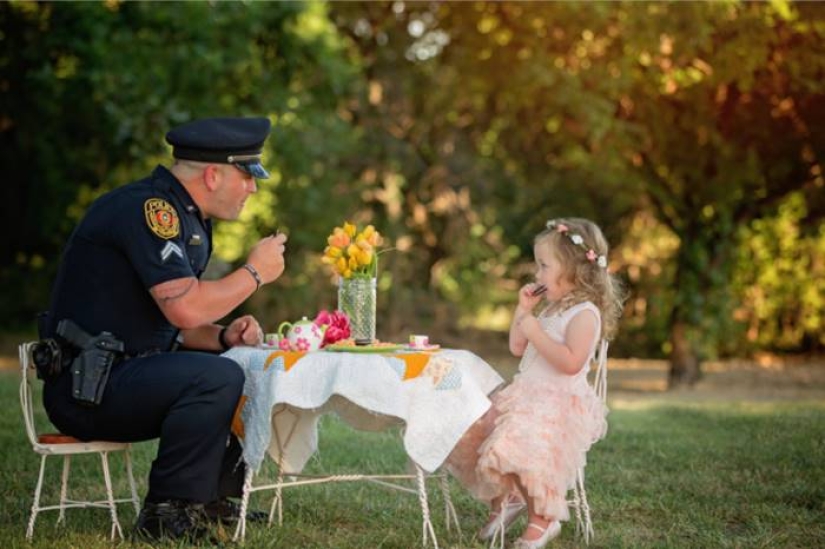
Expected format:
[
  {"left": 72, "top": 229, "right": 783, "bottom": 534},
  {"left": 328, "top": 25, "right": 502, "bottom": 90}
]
[{"left": 1, "top": 368, "right": 823, "bottom": 549}]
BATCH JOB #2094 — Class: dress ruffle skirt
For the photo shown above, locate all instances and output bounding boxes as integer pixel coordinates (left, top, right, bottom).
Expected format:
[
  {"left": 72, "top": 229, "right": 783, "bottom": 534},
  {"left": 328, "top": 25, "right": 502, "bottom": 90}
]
[{"left": 445, "top": 374, "right": 607, "bottom": 521}]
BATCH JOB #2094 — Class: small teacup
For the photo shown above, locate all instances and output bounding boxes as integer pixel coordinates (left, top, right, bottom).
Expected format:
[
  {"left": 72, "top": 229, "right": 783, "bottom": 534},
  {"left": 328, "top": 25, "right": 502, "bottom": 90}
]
[
  {"left": 409, "top": 334, "right": 429, "bottom": 348},
  {"left": 264, "top": 333, "right": 280, "bottom": 347}
]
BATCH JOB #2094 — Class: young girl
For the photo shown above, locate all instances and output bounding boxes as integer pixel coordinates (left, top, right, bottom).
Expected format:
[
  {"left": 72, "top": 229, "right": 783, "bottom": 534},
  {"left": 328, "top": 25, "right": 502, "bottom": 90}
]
[{"left": 445, "top": 217, "right": 624, "bottom": 548}]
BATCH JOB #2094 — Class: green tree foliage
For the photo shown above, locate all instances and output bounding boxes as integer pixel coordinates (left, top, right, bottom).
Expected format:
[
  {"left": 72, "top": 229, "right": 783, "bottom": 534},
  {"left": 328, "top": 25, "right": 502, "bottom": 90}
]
[
  {"left": 732, "top": 192, "right": 825, "bottom": 352},
  {"left": 0, "top": 1, "right": 359, "bottom": 326},
  {"left": 616, "top": 2, "right": 825, "bottom": 384},
  {"left": 1, "top": 2, "right": 822, "bottom": 388},
  {"left": 330, "top": 1, "right": 824, "bottom": 384}
]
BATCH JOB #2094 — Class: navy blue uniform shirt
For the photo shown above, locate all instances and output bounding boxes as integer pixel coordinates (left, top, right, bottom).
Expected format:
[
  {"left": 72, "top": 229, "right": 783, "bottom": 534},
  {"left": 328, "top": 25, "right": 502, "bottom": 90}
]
[{"left": 46, "top": 166, "right": 212, "bottom": 355}]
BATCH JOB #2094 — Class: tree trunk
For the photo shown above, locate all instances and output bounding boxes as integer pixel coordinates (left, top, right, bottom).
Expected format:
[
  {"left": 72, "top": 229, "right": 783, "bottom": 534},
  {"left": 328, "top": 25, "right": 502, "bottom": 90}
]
[{"left": 668, "top": 320, "right": 702, "bottom": 388}]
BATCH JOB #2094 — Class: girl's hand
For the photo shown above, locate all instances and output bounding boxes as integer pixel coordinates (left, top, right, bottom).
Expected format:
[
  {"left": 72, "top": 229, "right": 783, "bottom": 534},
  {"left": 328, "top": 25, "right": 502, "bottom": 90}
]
[{"left": 518, "top": 283, "right": 545, "bottom": 310}]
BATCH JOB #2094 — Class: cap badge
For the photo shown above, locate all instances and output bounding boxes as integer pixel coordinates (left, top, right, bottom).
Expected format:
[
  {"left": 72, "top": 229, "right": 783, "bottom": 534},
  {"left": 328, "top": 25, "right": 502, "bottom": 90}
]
[{"left": 144, "top": 198, "right": 180, "bottom": 239}]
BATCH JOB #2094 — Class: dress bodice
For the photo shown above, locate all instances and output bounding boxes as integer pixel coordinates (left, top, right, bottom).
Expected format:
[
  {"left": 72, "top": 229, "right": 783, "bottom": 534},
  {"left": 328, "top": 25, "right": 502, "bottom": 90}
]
[{"left": 517, "top": 301, "right": 602, "bottom": 389}]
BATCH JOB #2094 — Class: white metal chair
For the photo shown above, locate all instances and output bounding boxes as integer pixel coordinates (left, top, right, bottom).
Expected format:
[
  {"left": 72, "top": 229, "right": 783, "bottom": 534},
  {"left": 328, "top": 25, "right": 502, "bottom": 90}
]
[
  {"left": 567, "top": 338, "right": 610, "bottom": 544},
  {"left": 19, "top": 342, "right": 140, "bottom": 540}
]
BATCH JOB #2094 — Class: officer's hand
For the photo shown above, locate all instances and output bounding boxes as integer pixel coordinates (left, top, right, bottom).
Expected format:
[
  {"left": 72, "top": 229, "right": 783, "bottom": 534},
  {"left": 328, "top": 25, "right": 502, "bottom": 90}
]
[
  {"left": 225, "top": 315, "right": 264, "bottom": 347},
  {"left": 247, "top": 233, "right": 287, "bottom": 285}
]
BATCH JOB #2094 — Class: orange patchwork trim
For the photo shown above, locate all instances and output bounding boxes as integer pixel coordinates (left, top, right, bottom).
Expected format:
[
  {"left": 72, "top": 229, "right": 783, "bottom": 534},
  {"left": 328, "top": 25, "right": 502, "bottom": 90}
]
[
  {"left": 392, "top": 353, "right": 431, "bottom": 380},
  {"left": 261, "top": 350, "right": 432, "bottom": 377},
  {"left": 231, "top": 395, "right": 248, "bottom": 439},
  {"left": 264, "top": 350, "right": 307, "bottom": 371}
]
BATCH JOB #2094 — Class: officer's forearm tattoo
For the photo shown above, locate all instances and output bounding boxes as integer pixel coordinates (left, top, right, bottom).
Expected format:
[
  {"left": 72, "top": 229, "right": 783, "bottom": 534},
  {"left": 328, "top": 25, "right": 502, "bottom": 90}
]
[{"left": 153, "top": 278, "right": 196, "bottom": 302}]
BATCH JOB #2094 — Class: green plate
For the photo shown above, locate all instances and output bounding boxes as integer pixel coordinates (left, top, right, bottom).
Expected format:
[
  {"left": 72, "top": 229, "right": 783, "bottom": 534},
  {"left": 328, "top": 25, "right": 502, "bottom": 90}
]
[{"left": 324, "top": 343, "right": 406, "bottom": 353}]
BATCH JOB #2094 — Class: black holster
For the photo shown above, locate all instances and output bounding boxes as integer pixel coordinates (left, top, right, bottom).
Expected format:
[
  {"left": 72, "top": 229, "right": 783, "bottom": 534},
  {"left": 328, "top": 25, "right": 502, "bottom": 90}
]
[{"left": 57, "top": 319, "right": 124, "bottom": 406}]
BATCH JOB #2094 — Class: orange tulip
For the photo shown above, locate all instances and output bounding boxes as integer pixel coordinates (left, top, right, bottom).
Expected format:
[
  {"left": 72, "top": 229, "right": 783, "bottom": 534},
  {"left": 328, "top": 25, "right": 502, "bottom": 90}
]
[{"left": 328, "top": 228, "right": 350, "bottom": 248}]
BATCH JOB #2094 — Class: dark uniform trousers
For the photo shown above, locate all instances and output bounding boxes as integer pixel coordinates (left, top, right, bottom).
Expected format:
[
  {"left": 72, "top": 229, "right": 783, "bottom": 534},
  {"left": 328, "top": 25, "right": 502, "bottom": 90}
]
[{"left": 44, "top": 351, "right": 246, "bottom": 504}]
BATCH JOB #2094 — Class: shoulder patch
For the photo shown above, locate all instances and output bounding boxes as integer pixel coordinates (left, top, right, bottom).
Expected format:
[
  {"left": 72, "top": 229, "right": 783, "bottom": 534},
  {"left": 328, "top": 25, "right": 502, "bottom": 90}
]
[{"left": 144, "top": 198, "right": 180, "bottom": 239}]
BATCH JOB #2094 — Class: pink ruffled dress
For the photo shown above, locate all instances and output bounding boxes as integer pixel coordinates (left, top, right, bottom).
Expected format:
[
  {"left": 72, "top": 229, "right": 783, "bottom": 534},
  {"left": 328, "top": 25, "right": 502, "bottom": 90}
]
[{"left": 445, "top": 301, "right": 608, "bottom": 521}]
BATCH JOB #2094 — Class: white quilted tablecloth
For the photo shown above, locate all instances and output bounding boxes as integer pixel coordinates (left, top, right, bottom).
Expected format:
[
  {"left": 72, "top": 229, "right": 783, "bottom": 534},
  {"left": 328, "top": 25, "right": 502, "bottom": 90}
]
[{"left": 223, "top": 347, "right": 504, "bottom": 474}]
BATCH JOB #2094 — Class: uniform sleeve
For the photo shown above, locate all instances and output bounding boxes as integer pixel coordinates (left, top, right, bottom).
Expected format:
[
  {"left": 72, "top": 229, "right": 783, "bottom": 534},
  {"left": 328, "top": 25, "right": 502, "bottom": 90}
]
[{"left": 117, "top": 196, "right": 196, "bottom": 289}]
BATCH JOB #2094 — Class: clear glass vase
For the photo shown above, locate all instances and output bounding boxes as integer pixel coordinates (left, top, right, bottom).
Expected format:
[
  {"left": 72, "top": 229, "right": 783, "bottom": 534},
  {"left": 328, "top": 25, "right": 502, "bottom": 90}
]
[{"left": 338, "top": 277, "right": 377, "bottom": 344}]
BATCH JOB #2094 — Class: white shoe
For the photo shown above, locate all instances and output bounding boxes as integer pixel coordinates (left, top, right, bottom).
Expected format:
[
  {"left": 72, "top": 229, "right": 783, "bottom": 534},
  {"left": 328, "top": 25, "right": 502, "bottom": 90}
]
[
  {"left": 477, "top": 500, "right": 526, "bottom": 541},
  {"left": 512, "top": 520, "right": 561, "bottom": 549}
]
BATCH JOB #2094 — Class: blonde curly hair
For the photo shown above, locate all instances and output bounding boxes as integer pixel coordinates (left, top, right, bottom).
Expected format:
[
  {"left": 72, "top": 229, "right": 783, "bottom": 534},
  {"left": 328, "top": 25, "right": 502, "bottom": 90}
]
[{"left": 536, "top": 217, "right": 626, "bottom": 340}]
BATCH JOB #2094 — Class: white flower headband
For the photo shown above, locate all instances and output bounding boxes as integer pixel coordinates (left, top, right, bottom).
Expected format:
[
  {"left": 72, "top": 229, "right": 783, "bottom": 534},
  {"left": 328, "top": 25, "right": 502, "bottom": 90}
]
[{"left": 546, "top": 220, "right": 608, "bottom": 268}]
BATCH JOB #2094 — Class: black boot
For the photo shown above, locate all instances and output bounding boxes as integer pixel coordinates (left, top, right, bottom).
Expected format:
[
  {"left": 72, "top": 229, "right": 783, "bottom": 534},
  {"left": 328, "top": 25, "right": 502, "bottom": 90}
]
[
  {"left": 204, "top": 497, "right": 268, "bottom": 524},
  {"left": 134, "top": 500, "right": 210, "bottom": 541}
]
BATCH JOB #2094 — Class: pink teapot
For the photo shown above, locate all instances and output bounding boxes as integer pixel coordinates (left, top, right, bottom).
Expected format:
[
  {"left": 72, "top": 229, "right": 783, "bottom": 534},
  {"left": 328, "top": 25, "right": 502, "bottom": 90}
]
[{"left": 277, "top": 317, "right": 327, "bottom": 352}]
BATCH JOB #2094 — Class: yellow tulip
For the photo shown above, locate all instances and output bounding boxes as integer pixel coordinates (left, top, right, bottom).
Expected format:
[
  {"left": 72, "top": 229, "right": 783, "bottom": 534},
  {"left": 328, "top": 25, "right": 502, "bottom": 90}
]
[
  {"left": 359, "top": 249, "right": 373, "bottom": 266},
  {"left": 343, "top": 221, "right": 357, "bottom": 238},
  {"left": 366, "top": 227, "right": 382, "bottom": 247},
  {"left": 324, "top": 246, "right": 342, "bottom": 259},
  {"left": 347, "top": 243, "right": 360, "bottom": 259},
  {"left": 335, "top": 257, "right": 348, "bottom": 274},
  {"left": 348, "top": 256, "right": 359, "bottom": 271},
  {"left": 355, "top": 235, "right": 373, "bottom": 252}
]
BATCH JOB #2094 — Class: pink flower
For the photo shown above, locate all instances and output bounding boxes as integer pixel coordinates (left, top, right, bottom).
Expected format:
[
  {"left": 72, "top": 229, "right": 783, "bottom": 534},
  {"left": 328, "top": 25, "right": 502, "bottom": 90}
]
[
  {"left": 556, "top": 223, "right": 569, "bottom": 233},
  {"left": 279, "top": 339, "right": 292, "bottom": 351},
  {"left": 295, "top": 338, "right": 310, "bottom": 351},
  {"left": 314, "top": 309, "right": 351, "bottom": 345},
  {"left": 586, "top": 249, "right": 597, "bottom": 262}
]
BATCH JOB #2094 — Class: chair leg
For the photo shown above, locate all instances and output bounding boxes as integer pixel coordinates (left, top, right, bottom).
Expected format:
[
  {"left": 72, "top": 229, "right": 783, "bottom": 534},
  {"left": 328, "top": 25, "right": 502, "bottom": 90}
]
[
  {"left": 439, "top": 472, "right": 462, "bottom": 536},
  {"left": 571, "top": 479, "right": 584, "bottom": 538},
  {"left": 415, "top": 465, "right": 439, "bottom": 549},
  {"left": 268, "top": 481, "right": 282, "bottom": 527},
  {"left": 57, "top": 455, "right": 71, "bottom": 525},
  {"left": 233, "top": 467, "right": 255, "bottom": 542},
  {"left": 124, "top": 448, "right": 141, "bottom": 514},
  {"left": 26, "top": 455, "right": 48, "bottom": 540},
  {"left": 575, "top": 468, "right": 594, "bottom": 544},
  {"left": 268, "top": 462, "right": 285, "bottom": 527},
  {"left": 100, "top": 451, "right": 124, "bottom": 541}
]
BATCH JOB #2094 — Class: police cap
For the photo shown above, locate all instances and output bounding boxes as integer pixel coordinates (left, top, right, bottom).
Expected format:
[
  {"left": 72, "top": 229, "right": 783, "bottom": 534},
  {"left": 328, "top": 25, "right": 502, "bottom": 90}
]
[{"left": 166, "top": 117, "right": 271, "bottom": 179}]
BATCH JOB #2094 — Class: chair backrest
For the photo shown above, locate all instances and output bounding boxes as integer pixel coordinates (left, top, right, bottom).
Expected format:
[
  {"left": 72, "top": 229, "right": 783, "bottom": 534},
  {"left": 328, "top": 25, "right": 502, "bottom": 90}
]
[
  {"left": 19, "top": 342, "right": 41, "bottom": 448},
  {"left": 593, "top": 339, "right": 609, "bottom": 403}
]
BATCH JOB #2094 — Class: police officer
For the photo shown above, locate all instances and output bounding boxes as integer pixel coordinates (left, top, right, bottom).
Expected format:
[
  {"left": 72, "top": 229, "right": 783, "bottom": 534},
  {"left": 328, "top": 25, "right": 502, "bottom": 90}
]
[{"left": 41, "top": 117, "right": 287, "bottom": 541}]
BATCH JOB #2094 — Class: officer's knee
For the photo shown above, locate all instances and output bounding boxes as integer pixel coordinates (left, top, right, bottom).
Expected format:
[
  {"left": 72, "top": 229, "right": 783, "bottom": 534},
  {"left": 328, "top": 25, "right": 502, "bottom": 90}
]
[
  {"left": 223, "top": 361, "right": 245, "bottom": 395},
  {"left": 197, "top": 357, "right": 245, "bottom": 399}
]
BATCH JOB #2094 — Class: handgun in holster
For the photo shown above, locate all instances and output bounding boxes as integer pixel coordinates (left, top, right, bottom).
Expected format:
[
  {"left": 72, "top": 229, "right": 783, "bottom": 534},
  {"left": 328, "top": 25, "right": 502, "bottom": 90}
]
[{"left": 56, "top": 319, "right": 124, "bottom": 406}]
